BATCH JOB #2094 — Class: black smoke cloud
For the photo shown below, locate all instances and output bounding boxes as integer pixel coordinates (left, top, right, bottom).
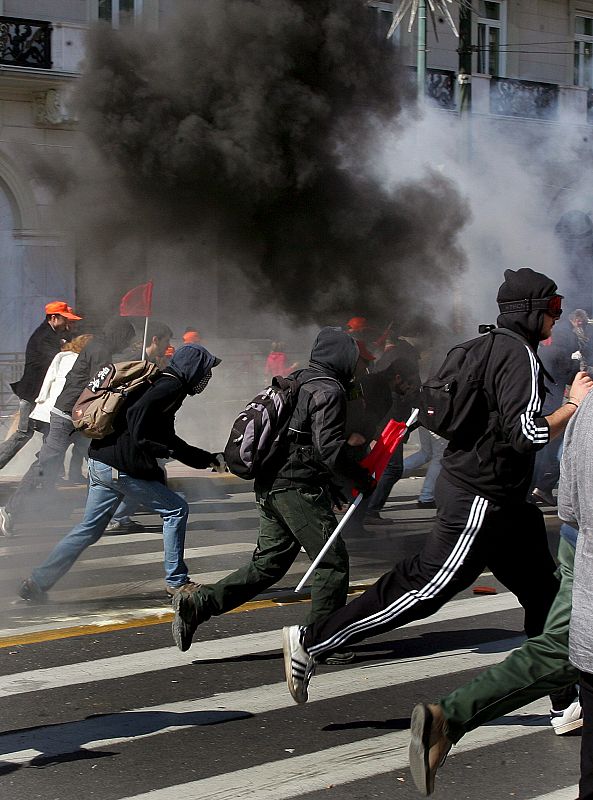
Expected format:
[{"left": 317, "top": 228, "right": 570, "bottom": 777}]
[{"left": 68, "top": 0, "right": 468, "bottom": 330}]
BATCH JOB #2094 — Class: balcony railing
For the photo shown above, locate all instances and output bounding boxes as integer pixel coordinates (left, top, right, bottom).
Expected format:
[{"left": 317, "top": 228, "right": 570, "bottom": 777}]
[
  {"left": 490, "top": 77, "right": 558, "bottom": 120},
  {"left": 0, "top": 16, "right": 52, "bottom": 69}
]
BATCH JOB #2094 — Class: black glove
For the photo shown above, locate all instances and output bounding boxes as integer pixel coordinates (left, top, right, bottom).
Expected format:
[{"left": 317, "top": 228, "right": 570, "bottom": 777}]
[
  {"left": 354, "top": 471, "right": 377, "bottom": 498},
  {"left": 177, "top": 446, "right": 218, "bottom": 470}
]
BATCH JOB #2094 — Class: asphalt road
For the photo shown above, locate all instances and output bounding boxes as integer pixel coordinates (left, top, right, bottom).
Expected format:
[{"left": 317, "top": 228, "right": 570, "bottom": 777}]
[{"left": 0, "top": 470, "right": 579, "bottom": 800}]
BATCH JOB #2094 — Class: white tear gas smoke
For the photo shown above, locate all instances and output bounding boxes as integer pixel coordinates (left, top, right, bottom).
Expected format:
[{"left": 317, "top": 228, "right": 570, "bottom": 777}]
[{"left": 41, "top": 0, "right": 469, "bottom": 336}]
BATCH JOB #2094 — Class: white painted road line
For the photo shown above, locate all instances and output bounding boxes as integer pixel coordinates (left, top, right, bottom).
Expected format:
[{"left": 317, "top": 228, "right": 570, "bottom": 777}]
[
  {"left": 0, "top": 592, "right": 521, "bottom": 695},
  {"left": 0, "top": 636, "right": 525, "bottom": 763}
]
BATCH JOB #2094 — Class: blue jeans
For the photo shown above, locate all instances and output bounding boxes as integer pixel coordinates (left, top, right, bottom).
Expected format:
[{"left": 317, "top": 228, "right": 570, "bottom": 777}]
[
  {"left": 0, "top": 399, "right": 34, "bottom": 469},
  {"left": 32, "top": 458, "right": 190, "bottom": 591},
  {"left": 402, "top": 428, "right": 446, "bottom": 502}
]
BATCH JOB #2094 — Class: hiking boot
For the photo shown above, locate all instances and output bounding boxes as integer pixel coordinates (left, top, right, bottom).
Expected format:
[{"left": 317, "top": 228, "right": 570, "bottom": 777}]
[
  {"left": 550, "top": 698, "right": 583, "bottom": 735},
  {"left": 171, "top": 588, "right": 209, "bottom": 651},
  {"left": 19, "top": 577, "right": 48, "bottom": 604},
  {"left": 409, "top": 703, "right": 452, "bottom": 796},
  {"left": 165, "top": 580, "right": 200, "bottom": 598},
  {"left": 531, "top": 487, "right": 557, "bottom": 507},
  {"left": 105, "top": 519, "right": 146, "bottom": 534},
  {"left": 317, "top": 650, "right": 355, "bottom": 665},
  {"left": 282, "top": 625, "right": 315, "bottom": 704},
  {"left": 0, "top": 506, "right": 13, "bottom": 537}
]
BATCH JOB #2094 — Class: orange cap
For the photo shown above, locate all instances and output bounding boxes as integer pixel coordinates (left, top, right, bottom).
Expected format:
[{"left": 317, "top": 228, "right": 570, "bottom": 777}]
[
  {"left": 346, "top": 316, "right": 368, "bottom": 332},
  {"left": 183, "top": 330, "right": 200, "bottom": 344},
  {"left": 45, "top": 301, "right": 82, "bottom": 321}
]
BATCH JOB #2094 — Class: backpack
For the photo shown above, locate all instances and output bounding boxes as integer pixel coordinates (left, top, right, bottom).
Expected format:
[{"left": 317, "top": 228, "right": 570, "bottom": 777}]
[
  {"left": 418, "top": 328, "right": 527, "bottom": 443},
  {"left": 72, "top": 360, "right": 161, "bottom": 439},
  {"left": 224, "top": 374, "right": 340, "bottom": 480}
]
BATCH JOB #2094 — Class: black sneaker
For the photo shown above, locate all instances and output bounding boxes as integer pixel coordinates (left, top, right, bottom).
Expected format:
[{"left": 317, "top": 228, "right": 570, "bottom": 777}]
[
  {"left": 171, "top": 588, "right": 209, "bottom": 651},
  {"left": 318, "top": 650, "right": 355, "bottom": 665},
  {"left": 19, "top": 577, "right": 48, "bottom": 604},
  {"left": 532, "top": 488, "right": 557, "bottom": 507},
  {"left": 417, "top": 500, "right": 437, "bottom": 509},
  {"left": 364, "top": 513, "right": 396, "bottom": 526}
]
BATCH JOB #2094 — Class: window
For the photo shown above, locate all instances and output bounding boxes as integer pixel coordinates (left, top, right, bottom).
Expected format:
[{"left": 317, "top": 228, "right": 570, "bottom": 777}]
[
  {"left": 575, "top": 15, "right": 593, "bottom": 87},
  {"left": 367, "top": 1, "right": 401, "bottom": 47},
  {"left": 98, "top": 0, "right": 143, "bottom": 28},
  {"left": 476, "top": 0, "right": 506, "bottom": 77}
]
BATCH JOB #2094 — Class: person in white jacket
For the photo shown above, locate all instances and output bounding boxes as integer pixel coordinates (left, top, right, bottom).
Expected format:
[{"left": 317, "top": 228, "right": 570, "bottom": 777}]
[{"left": 30, "top": 334, "right": 93, "bottom": 479}]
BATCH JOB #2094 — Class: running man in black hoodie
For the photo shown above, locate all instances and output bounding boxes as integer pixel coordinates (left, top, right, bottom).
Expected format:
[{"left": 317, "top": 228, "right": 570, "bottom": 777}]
[
  {"left": 283, "top": 268, "right": 593, "bottom": 704},
  {"left": 171, "top": 327, "right": 375, "bottom": 655},
  {"left": 19, "top": 343, "right": 222, "bottom": 602}
]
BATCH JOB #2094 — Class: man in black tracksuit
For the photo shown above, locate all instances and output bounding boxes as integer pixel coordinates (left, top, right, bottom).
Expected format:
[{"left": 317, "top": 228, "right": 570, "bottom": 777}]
[
  {"left": 19, "top": 343, "right": 221, "bottom": 601},
  {"left": 283, "top": 268, "right": 593, "bottom": 703},
  {"left": 0, "top": 318, "right": 136, "bottom": 534},
  {"left": 171, "top": 327, "right": 375, "bottom": 655}
]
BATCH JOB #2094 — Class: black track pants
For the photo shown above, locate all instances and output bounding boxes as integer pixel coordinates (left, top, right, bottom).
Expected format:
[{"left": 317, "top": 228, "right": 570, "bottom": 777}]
[{"left": 303, "top": 473, "right": 559, "bottom": 656}]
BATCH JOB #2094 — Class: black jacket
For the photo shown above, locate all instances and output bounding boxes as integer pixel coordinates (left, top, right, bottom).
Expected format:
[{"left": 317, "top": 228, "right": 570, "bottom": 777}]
[
  {"left": 89, "top": 344, "right": 217, "bottom": 481},
  {"left": 258, "top": 327, "right": 369, "bottom": 492},
  {"left": 11, "top": 321, "right": 69, "bottom": 403},
  {"left": 442, "top": 269, "right": 557, "bottom": 504},
  {"left": 54, "top": 318, "right": 135, "bottom": 415}
]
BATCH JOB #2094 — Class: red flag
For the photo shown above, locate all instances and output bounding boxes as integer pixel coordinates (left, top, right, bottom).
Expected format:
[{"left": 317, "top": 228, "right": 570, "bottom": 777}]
[
  {"left": 353, "top": 419, "right": 407, "bottom": 496},
  {"left": 120, "top": 281, "right": 153, "bottom": 317}
]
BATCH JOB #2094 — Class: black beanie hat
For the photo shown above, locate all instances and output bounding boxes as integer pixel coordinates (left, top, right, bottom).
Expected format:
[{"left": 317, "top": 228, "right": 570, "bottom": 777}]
[{"left": 496, "top": 268, "right": 559, "bottom": 348}]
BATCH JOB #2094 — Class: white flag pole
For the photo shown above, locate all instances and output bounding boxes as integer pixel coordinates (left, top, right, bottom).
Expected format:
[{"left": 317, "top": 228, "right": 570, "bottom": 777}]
[
  {"left": 294, "top": 407, "right": 419, "bottom": 595},
  {"left": 141, "top": 316, "right": 149, "bottom": 358}
]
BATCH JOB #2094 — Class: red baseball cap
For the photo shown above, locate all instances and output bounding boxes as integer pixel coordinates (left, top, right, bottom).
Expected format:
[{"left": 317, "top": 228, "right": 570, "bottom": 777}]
[
  {"left": 45, "top": 301, "right": 82, "bottom": 320},
  {"left": 183, "top": 330, "right": 200, "bottom": 344},
  {"left": 347, "top": 316, "right": 368, "bottom": 332}
]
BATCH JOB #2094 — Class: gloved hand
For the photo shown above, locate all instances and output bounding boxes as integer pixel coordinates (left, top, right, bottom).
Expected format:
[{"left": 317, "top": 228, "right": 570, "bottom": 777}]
[
  {"left": 355, "top": 471, "right": 377, "bottom": 498},
  {"left": 210, "top": 453, "right": 229, "bottom": 473}
]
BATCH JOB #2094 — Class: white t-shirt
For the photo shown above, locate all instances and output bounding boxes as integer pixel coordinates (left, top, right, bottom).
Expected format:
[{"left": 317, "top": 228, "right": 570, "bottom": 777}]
[{"left": 30, "top": 351, "right": 79, "bottom": 424}]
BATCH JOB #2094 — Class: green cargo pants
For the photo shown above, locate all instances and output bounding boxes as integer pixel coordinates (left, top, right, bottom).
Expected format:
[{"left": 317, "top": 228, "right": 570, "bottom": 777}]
[
  {"left": 441, "top": 535, "right": 578, "bottom": 743},
  {"left": 198, "top": 487, "right": 349, "bottom": 626}
]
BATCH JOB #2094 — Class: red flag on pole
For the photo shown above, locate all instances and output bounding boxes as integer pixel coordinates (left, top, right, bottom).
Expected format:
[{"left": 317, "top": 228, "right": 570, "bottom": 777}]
[
  {"left": 119, "top": 281, "right": 153, "bottom": 317},
  {"left": 360, "top": 418, "right": 407, "bottom": 480}
]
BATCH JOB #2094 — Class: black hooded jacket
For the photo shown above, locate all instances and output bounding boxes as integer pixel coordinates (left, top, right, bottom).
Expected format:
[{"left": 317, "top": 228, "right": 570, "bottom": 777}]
[
  {"left": 442, "top": 268, "right": 556, "bottom": 503},
  {"left": 89, "top": 344, "right": 218, "bottom": 480},
  {"left": 11, "top": 320, "right": 70, "bottom": 403},
  {"left": 258, "top": 327, "right": 370, "bottom": 492},
  {"left": 54, "top": 318, "right": 136, "bottom": 416}
]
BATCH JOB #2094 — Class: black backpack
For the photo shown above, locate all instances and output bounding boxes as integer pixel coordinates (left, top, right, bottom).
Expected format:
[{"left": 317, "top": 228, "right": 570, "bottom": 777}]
[
  {"left": 418, "top": 328, "right": 527, "bottom": 443},
  {"left": 224, "top": 374, "right": 340, "bottom": 480}
]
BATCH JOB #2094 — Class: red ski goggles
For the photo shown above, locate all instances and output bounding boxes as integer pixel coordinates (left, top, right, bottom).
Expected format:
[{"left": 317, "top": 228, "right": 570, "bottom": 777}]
[{"left": 498, "top": 294, "right": 563, "bottom": 319}]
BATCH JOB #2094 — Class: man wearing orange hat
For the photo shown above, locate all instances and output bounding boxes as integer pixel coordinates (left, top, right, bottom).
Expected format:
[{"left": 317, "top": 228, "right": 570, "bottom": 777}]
[{"left": 0, "top": 301, "right": 81, "bottom": 472}]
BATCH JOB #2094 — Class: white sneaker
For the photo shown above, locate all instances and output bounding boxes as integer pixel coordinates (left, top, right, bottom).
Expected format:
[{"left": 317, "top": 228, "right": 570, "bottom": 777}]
[
  {"left": 282, "top": 625, "right": 315, "bottom": 704},
  {"left": 550, "top": 698, "right": 583, "bottom": 735},
  {"left": 0, "top": 506, "right": 13, "bottom": 537}
]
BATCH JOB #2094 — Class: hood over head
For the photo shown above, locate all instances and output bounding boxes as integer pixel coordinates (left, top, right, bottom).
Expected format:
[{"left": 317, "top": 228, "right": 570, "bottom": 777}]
[
  {"left": 103, "top": 317, "right": 136, "bottom": 353},
  {"left": 309, "top": 327, "right": 359, "bottom": 382},
  {"left": 496, "top": 268, "right": 560, "bottom": 349},
  {"left": 169, "top": 343, "right": 220, "bottom": 392}
]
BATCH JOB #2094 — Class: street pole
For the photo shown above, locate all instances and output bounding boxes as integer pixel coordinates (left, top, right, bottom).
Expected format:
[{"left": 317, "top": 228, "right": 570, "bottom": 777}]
[{"left": 417, "top": 0, "right": 426, "bottom": 98}]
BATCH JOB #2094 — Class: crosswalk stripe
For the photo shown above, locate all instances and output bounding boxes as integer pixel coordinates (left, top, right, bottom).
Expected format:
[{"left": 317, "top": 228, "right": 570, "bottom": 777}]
[
  {"left": 0, "top": 592, "right": 521, "bottom": 696},
  {"left": 96, "top": 702, "right": 554, "bottom": 800},
  {"left": 530, "top": 788, "right": 579, "bottom": 800},
  {"left": 0, "top": 635, "right": 526, "bottom": 763}
]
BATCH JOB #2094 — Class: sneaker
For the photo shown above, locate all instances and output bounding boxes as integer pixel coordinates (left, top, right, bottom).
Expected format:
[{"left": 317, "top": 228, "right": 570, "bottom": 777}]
[
  {"left": 171, "top": 588, "right": 209, "bottom": 651},
  {"left": 165, "top": 580, "right": 200, "bottom": 598},
  {"left": 104, "top": 519, "right": 146, "bottom": 534},
  {"left": 0, "top": 506, "right": 13, "bottom": 537},
  {"left": 18, "top": 577, "right": 48, "bottom": 604},
  {"left": 550, "top": 698, "right": 583, "bottom": 735},
  {"left": 364, "top": 513, "right": 395, "bottom": 526},
  {"left": 282, "top": 625, "right": 315, "bottom": 704},
  {"left": 409, "top": 703, "right": 452, "bottom": 796},
  {"left": 317, "top": 650, "right": 355, "bottom": 665},
  {"left": 417, "top": 500, "right": 436, "bottom": 509},
  {"left": 532, "top": 487, "right": 557, "bottom": 507}
]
